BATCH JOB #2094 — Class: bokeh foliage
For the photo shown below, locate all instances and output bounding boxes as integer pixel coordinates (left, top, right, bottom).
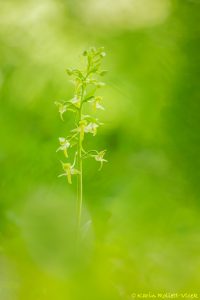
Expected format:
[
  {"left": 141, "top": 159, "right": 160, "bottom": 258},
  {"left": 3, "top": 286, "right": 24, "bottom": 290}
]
[{"left": 0, "top": 0, "right": 200, "bottom": 299}]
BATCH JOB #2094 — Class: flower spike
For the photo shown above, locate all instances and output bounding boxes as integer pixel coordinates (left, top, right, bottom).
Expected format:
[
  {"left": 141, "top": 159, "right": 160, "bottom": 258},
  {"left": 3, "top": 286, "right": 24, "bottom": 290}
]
[{"left": 55, "top": 46, "right": 108, "bottom": 236}]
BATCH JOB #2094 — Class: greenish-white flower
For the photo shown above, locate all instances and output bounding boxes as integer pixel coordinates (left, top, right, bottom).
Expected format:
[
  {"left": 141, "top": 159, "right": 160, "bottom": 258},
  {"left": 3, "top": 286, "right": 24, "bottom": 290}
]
[
  {"left": 89, "top": 96, "right": 104, "bottom": 111},
  {"left": 72, "top": 118, "right": 101, "bottom": 139},
  {"left": 92, "top": 150, "right": 107, "bottom": 170},
  {"left": 56, "top": 137, "right": 70, "bottom": 157},
  {"left": 69, "top": 95, "right": 81, "bottom": 108},
  {"left": 85, "top": 78, "right": 105, "bottom": 88},
  {"left": 84, "top": 122, "right": 99, "bottom": 136},
  {"left": 54, "top": 101, "right": 67, "bottom": 120},
  {"left": 58, "top": 161, "right": 80, "bottom": 184},
  {"left": 71, "top": 120, "right": 87, "bottom": 141}
]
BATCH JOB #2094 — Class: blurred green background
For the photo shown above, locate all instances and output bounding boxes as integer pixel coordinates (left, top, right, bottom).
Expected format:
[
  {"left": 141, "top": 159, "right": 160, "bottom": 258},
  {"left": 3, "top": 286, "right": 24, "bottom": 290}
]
[{"left": 0, "top": 0, "right": 200, "bottom": 299}]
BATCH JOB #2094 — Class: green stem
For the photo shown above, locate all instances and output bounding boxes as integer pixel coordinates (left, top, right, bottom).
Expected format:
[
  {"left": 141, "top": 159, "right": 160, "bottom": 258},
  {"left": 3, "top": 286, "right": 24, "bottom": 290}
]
[
  {"left": 77, "top": 107, "right": 82, "bottom": 236},
  {"left": 76, "top": 82, "right": 85, "bottom": 240},
  {"left": 76, "top": 65, "right": 91, "bottom": 241}
]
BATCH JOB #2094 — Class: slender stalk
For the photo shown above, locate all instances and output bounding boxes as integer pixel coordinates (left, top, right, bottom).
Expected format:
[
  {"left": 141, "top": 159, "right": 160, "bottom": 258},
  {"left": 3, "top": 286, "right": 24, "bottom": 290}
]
[
  {"left": 76, "top": 106, "right": 83, "bottom": 236},
  {"left": 76, "top": 82, "right": 85, "bottom": 239}
]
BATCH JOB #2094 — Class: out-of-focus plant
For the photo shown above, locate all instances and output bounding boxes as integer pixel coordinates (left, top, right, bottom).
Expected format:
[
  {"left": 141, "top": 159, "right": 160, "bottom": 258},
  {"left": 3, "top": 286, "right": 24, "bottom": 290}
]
[{"left": 55, "top": 47, "right": 107, "bottom": 236}]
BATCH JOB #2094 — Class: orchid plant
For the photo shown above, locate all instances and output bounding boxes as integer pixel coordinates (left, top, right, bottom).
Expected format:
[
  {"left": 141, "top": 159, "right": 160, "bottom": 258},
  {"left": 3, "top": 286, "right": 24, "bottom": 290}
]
[{"left": 55, "top": 47, "right": 107, "bottom": 235}]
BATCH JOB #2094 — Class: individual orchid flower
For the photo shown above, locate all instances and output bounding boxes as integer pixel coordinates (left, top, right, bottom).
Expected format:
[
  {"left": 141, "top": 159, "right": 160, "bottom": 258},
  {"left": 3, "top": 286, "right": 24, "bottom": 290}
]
[
  {"left": 69, "top": 95, "right": 81, "bottom": 108},
  {"left": 84, "top": 122, "right": 99, "bottom": 136},
  {"left": 89, "top": 96, "right": 104, "bottom": 111},
  {"left": 71, "top": 120, "right": 88, "bottom": 141},
  {"left": 56, "top": 137, "right": 70, "bottom": 157},
  {"left": 82, "top": 115, "right": 103, "bottom": 136},
  {"left": 72, "top": 118, "right": 101, "bottom": 139},
  {"left": 58, "top": 162, "right": 80, "bottom": 184},
  {"left": 92, "top": 150, "right": 107, "bottom": 170},
  {"left": 95, "top": 81, "right": 105, "bottom": 88},
  {"left": 54, "top": 101, "right": 67, "bottom": 120},
  {"left": 85, "top": 78, "right": 105, "bottom": 88},
  {"left": 58, "top": 152, "right": 80, "bottom": 184}
]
